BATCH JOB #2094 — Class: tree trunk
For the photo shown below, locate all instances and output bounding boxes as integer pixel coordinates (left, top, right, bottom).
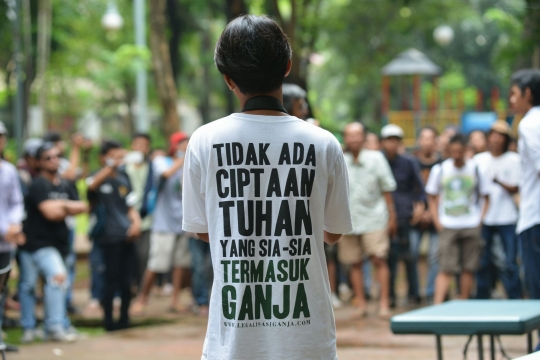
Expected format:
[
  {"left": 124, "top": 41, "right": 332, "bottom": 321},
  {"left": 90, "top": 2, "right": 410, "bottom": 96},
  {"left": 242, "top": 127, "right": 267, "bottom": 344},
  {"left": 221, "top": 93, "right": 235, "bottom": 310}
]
[
  {"left": 22, "top": 0, "right": 33, "bottom": 135},
  {"left": 36, "top": 0, "right": 52, "bottom": 132},
  {"left": 149, "top": 0, "right": 180, "bottom": 136}
]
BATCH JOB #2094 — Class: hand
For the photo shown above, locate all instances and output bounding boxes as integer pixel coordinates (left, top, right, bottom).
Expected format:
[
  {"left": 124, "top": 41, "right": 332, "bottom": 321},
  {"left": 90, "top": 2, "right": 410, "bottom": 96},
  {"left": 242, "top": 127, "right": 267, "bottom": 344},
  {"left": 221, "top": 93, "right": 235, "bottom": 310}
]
[
  {"left": 410, "top": 204, "right": 424, "bottom": 226},
  {"left": 5, "top": 224, "right": 24, "bottom": 245},
  {"left": 71, "top": 133, "right": 85, "bottom": 148},
  {"left": 433, "top": 219, "right": 443, "bottom": 233},
  {"left": 126, "top": 222, "right": 141, "bottom": 240}
]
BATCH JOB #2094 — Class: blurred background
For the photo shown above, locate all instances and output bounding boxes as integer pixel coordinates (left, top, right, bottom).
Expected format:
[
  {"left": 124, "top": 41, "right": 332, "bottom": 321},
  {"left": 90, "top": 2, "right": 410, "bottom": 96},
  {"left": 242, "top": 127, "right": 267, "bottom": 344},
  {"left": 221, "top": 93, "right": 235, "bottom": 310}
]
[{"left": 1, "top": 0, "right": 538, "bottom": 154}]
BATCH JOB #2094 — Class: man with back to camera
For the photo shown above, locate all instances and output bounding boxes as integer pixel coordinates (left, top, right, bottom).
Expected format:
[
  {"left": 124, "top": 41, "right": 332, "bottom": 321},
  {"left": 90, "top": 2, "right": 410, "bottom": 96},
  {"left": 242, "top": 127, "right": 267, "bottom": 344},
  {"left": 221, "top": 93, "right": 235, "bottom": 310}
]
[
  {"left": 426, "top": 134, "right": 490, "bottom": 304},
  {"left": 474, "top": 121, "right": 522, "bottom": 300},
  {"left": 182, "top": 15, "right": 353, "bottom": 359},
  {"left": 510, "top": 69, "right": 540, "bottom": 350}
]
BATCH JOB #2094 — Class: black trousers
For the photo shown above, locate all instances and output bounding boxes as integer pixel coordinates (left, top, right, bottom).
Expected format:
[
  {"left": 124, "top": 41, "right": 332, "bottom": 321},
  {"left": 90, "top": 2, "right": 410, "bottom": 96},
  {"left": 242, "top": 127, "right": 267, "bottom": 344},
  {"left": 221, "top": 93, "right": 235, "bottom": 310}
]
[{"left": 101, "top": 241, "right": 135, "bottom": 331}]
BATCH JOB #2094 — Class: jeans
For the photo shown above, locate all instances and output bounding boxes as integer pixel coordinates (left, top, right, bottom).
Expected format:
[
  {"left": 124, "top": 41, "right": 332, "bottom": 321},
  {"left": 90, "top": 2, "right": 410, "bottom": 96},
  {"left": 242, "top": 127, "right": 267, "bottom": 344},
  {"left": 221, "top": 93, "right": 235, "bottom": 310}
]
[
  {"left": 101, "top": 241, "right": 135, "bottom": 331},
  {"left": 520, "top": 224, "right": 540, "bottom": 300},
  {"left": 410, "top": 227, "right": 439, "bottom": 297},
  {"left": 388, "top": 224, "right": 419, "bottom": 300},
  {"left": 89, "top": 241, "right": 105, "bottom": 301},
  {"left": 520, "top": 224, "right": 540, "bottom": 351},
  {"left": 476, "top": 224, "right": 522, "bottom": 299},
  {"left": 66, "top": 229, "right": 76, "bottom": 306},
  {"left": 18, "top": 247, "right": 68, "bottom": 333},
  {"left": 189, "top": 238, "right": 211, "bottom": 306}
]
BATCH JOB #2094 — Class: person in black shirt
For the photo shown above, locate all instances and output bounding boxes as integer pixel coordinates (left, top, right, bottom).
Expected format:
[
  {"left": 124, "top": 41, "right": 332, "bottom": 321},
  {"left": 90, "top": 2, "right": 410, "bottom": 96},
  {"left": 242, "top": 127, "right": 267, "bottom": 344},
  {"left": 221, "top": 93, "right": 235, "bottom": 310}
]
[
  {"left": 86, "top": 141, "right": 141, "bottom": 331},
  {"left": 381, "top": 125, "right": 426, "bottom": 308},
  {"left": 19, "top": 142, "right": 88, "bottom": 343},
  {"left": 411, "top": 126, "right": 442, "bottom": 303}
]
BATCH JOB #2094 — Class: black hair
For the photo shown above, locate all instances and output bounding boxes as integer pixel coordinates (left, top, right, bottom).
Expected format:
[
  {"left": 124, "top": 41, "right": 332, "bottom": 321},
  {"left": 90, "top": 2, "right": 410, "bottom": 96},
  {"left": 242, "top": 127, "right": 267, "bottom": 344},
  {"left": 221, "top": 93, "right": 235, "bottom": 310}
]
[
  {"left": 100, "top": 140, "right": 122, "bottom": 156},
  {"left": 35, "top": 142, "right": 57, "bottom": 160},
  {"left": 511, "top": 69, "right": 540, "bottom": 106},
  {"left": 449, "top": 133, "right": 467, "bottom": 146},
  {"left": 282, "top": 83, "right": 307, "bottom": 114},
  {"left": 214, "top": 15, "right": 292, "bottom": 95},
  {"left": 417, "top": 126, "right": 439, "bottom": 138},
  {"left": 132, "top": 133, "right": 151, "bottom": 143},
  {"left": 43, "top": 131, "right": 62, "bottom": 143}
]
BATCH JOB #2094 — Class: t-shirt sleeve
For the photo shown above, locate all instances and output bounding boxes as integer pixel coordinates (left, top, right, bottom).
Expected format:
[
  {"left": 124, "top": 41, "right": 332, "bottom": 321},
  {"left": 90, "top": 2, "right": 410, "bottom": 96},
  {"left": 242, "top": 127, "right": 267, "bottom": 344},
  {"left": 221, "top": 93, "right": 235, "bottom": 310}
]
[
  {"left": 324, "top": 150, "right": 353, "bottom": 234},
  {"left": 182, "top": 140, "right": 208, "bottom": 233},
  {"left": 522, "top": 123, "right": 540, "bottom": 174},
  {"left": 377, "top": 153, "right": 397, "bottom": 193},
  {"left": 507, "top": 155, "right": 521, "bottom": 187},
  {"left": 425, "top": 164, "right": 442, "bottom": 196}
]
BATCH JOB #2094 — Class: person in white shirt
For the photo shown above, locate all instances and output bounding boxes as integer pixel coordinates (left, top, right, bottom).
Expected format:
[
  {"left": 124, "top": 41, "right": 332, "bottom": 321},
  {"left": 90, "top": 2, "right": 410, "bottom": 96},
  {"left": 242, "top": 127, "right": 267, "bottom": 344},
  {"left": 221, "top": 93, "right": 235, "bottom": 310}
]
[
  {"left": 474, "top": 121, "right": 522, "bottom": 299},
  {"left": 182, "top": 15, "right": 353, "bottom": 360},
  {"left": 511, "top": 69, "right": 540, "bottom": 313},
  {"left": 426, "top": 134, "right": 489, "bottom": 304}
]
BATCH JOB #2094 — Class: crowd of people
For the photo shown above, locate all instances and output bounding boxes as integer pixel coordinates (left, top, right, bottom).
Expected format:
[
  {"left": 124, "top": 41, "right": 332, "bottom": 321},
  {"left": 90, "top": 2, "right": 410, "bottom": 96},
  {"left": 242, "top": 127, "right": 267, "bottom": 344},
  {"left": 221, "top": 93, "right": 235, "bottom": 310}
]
[{"left": 0, "top": 63, "right": 539, "bottom": 355}]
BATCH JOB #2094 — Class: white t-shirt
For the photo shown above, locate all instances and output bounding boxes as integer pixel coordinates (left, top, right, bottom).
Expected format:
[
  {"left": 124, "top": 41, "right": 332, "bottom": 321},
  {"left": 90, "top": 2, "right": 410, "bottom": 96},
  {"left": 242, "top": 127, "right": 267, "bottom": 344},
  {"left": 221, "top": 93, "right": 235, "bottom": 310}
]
[
  {"left": 425, "top": 158, "right": 489, "bottom": 229},
  {"left": 517, "top": 106, "right": 540, "bottom": 234},
  {"left": 474, "top": 151, "right": 520, "bottom": 226},
  {"left": 182, "top": 113, "right": 353, "bottom": 360}
]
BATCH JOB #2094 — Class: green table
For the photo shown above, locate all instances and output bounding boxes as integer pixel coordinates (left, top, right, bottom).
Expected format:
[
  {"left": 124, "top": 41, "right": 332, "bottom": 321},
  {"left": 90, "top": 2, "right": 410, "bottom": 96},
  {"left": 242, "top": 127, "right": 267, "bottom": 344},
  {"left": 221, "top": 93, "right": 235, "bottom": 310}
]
[{"left": 391, "top": 300, "right": 540, "bottom": 360}]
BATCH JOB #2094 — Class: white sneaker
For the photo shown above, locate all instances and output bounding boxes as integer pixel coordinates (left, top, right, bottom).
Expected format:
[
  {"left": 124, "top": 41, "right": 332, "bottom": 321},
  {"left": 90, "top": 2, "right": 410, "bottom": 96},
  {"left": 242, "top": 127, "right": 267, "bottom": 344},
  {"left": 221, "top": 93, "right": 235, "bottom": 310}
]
[
  {"left": 21, "top": 329, "right": 35, "bottom": 344},
  {"left": 331, "top": 293, "right": 343, "bottom": 309},
  {"left": 162, "top": 283, "right": 174, "bottom": 296},
  {"left": 47, "top": 329, "right": 77, "bottom": 343},
  {"left": 339, "top": 283, "right": 353, "bottom": 301}
]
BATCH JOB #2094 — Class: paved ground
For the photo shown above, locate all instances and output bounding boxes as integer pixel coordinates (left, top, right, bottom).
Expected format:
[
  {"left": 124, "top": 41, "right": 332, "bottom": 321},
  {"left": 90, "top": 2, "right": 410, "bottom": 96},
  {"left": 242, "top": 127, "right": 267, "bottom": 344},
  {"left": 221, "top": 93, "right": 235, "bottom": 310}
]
[{"left": 6, "top": 294, "right": 535, "bottom": 360}]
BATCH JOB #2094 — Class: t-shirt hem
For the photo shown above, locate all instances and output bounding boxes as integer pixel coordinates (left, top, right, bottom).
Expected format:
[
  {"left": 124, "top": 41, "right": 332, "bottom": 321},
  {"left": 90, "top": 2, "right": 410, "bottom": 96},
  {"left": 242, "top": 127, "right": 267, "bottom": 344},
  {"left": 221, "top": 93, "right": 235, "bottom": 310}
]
[
  {"left": 182, "top": 222, "right": 208, "bottom": 233},
  {"left": 324, "top": 224, "right": 353, "bottom": 234}
]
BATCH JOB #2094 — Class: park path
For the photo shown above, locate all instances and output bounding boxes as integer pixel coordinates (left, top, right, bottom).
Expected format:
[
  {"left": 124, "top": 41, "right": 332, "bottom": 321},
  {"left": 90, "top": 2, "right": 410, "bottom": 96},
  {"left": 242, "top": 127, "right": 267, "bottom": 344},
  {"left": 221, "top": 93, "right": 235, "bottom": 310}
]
[{"left": 8, "top": 301, "right": 533, "bottom": 360}]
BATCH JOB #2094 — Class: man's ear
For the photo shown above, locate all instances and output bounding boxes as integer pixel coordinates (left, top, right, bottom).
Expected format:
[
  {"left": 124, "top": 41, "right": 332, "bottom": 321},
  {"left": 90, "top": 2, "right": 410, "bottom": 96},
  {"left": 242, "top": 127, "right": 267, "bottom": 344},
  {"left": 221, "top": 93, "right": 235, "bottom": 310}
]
[
  {"left": 525, "top": 87, "right": 534, "bottom": 105},
  {"left": 284, "top": 59, "right": 292, "bottom": 77},
  {"left": 223, "top": 74, "right": 236, "bottom": 90}
]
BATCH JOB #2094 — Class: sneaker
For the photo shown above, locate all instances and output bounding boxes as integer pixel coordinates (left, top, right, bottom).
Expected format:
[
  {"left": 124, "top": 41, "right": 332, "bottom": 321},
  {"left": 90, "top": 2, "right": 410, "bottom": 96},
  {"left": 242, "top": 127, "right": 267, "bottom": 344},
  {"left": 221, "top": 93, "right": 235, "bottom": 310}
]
[
  {"left": 331, "top": 293, "right": 343, "bottom": 309},
  {"left": 20, "top": 329, "right": 35, "bottom": 344},
  {"left": 65, "top": 326, "right": 81, "bottom": 340},
  {"left": 47, "top": 329, "right": 77, "bottom": 343}
]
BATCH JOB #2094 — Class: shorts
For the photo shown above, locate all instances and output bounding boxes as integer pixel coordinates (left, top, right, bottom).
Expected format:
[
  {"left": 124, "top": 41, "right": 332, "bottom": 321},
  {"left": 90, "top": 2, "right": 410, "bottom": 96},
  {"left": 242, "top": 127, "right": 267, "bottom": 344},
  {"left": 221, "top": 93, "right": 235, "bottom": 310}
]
[
  {"left": 147, "top": 232, "right": 192, "bottom": 272},
  {"left": 338, "top": 229, "right": 390, "bottom": 265},
  {"left": 438, "top": 227, "right": 483, "bottom": 274}
]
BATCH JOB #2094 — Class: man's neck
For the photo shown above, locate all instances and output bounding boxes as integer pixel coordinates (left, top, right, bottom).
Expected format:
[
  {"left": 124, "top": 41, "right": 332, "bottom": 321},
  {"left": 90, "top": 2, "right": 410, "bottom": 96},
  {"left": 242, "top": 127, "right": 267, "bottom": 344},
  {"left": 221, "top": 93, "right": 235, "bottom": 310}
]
[
  {"left": 350, "top": 148, "right": 361, "bottom": 160},
  {"left": 386, "top": 151, "right": 397, "bottom": 161},
  {"left": 239, "top": 89, "right": 287, "bottom": 116},
  {"left": 41, "top": 170, "right": 58, "bottom": 183},
  {"left": 453, "top": 159, "right": 465, "bottom": 168},
  {"left": 490, "top": 148, "right": 504, "bottom": 157}
]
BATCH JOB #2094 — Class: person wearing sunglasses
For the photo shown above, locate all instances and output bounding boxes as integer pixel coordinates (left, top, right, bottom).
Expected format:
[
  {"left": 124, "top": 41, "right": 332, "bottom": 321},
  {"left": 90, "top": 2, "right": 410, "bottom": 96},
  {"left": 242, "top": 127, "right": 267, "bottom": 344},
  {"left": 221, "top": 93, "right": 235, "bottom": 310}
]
[{"left": 18, "top": 142, "right": 88, "bottom": 343}]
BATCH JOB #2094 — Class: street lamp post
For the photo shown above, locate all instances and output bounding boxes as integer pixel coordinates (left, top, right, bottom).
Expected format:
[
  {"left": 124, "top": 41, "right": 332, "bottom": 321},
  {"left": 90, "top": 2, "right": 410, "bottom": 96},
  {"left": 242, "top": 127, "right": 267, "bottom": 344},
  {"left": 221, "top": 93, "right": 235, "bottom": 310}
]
[
  {"left": 134, "top": 0, "right": 148, "bottom": 133},
  {"left": 102, "top": 1, "right": 148, "bottom": 133},
  {"left": 5, "top": 0, "right": 24, "bottom": 158}
]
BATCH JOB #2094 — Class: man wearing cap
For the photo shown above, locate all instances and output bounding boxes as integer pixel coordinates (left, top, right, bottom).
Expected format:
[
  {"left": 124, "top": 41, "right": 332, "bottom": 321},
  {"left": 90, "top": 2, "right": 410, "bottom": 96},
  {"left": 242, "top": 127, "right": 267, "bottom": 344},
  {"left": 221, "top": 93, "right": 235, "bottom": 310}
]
[
  {"left": 19, "top": 142, "right": 88, "bottom": 342},
  {"left": 381, "top": 124, "right": 426, "bottom": 307},
  {"left": 474, "top": 121, "right": 522, "bottom": 299},
  {"left": 340, "top": 122, "right": 396, "bottom": 317},
  {"left": 132, "top": 132, "right": 192, "bottom": 314}
]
